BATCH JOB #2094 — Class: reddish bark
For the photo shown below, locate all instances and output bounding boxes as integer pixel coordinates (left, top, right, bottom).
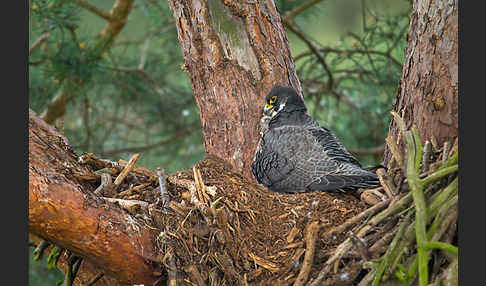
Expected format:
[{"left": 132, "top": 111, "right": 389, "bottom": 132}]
[
  {"left": 29, "top": 110, "right": 158, "bottom": 285},
  {"left": 383, "top": 0, "right": 458, "bottom": 167},
  {"left": 168, "top": 0, "right": 303, "bottom": 179}
]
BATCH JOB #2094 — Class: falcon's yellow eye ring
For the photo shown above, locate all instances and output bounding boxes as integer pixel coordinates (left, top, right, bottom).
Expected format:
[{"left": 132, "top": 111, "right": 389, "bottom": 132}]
[{"left": 269, "top": 96, "right": 277, "bottom": 104}]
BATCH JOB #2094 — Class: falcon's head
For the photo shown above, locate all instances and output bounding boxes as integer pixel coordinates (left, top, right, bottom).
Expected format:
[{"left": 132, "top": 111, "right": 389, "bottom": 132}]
[{"left": 263, "top": 85, "right": 307, "bottom": 118}]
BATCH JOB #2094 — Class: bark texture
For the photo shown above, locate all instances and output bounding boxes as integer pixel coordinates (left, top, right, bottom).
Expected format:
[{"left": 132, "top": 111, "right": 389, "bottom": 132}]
[
  {"left": 29, "top": 109, "right": 158, "bottom": 285},
  {"left": 383, "top": 0, "right": 458, "bottom": 167},
  {"left": 167, "top": 0, "right": 302, "bottom": 178}
]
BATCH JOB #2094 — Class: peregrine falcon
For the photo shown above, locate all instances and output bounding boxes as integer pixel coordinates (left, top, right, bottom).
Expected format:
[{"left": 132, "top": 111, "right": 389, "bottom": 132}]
[{"left": 251, "top": 85, "right": 380, "bottom": 194}]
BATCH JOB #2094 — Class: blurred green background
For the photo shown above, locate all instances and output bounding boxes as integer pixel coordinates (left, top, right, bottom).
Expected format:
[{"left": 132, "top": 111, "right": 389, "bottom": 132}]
[{"left": 28, "top": 0, "right": 411, "bottom": 284}]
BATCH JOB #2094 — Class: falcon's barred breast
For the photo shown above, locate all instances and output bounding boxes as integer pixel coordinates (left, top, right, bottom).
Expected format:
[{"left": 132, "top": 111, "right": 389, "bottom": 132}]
[{"left": 251, "top": 85, "right": 380, "bottom": 194}]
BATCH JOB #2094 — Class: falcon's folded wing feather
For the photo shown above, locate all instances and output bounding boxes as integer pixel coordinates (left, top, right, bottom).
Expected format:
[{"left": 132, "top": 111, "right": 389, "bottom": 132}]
[
  {"left": 251, "top": 150, "right": 294, "bottom": 188},
  {"left": 308, "top": 124, "right": 362, "bottom": 167}
]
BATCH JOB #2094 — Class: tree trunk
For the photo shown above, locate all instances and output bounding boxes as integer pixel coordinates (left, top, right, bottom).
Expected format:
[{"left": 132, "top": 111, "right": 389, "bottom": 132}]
[
  {"left": 167, "top": 0, "right": 302, "bottom": 179},
  {"left": 383, "top": 0, "right": 458, "bottom": 168},
  {"left": 29, "top": 109, "right": 159, "bottom": 285}
]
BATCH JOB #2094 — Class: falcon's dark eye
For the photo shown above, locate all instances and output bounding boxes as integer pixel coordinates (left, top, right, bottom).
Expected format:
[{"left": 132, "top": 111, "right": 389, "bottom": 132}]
[{"left": 269, "top": 96, "right": 277, "bottom": 104}]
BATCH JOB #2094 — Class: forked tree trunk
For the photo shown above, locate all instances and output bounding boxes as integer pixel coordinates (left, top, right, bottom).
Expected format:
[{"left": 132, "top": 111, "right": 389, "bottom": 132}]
[
  {"left": 383, "top": 0, "right": 458, "bottom": 168},
  {"left": 167, "top": 0, "right": 302, "bottom": 179},
  {"left": 29, "top": 0, "right": 459, "bottom": 284}
]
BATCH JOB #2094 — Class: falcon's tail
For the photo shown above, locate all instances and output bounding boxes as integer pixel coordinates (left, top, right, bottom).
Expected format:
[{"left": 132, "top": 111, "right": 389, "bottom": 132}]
[{"left": 308, "top": 172, "right": 380, "bottom": 193}]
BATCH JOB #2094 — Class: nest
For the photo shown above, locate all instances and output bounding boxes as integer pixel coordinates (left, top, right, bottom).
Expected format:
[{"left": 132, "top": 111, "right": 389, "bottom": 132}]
[{"left": 75, "top": 120, "right": 458, "bottom": 286}]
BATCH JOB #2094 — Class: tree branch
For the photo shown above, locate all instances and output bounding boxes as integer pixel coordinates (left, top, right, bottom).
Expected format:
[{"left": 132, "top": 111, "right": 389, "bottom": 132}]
[
  {"left": 74, "top": 0, "right": 112, "bottom": 21},
  {"left": 29, "top": 110, "right": 159, "bottom": 285},
  {"left": 283, "top": 0, "right": 328, "bottom": 22},
  {"left": 283, "top": 20, "right": 334, "bottom": 90},
  {"left": 294, "top": 47, "right": 402, "bottom": 68},
  {"left": 29, "top": 32, "right": 50, "bottom": 54}
]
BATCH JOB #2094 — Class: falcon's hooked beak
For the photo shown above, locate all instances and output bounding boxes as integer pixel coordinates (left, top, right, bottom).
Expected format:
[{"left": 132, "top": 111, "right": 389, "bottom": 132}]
[{"left": 263, "top": 104, "right": 275, "bottom": 117}]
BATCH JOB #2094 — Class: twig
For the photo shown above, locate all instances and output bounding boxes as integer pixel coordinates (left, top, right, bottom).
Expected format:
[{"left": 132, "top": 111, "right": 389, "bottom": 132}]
[
  {"left": 361, "top": 0, "right": 366, "bottom": 32},
  {"left": 360, "top": 188, "right": 385, "bottom": 205},
  {"left": 405, "top": 128, "right": 428, "bottom": 286},
  {"left": 361, "top": 192, "right": 411, "bottom": 232},
  {"left": 420, "top": 165, "right": 458, "bottom": 187},
  {"left": 29, "top": 32, "right": 50, "bottom": 54},
  {"left": 308, "top": 238, "right": 353, "bottom": 286},
  {"left": 371, "top": 211, "right": 412, "bottom": 286},
  {"left": 86, "top": 273, "right": 104, "bottom": 286},
  {"left": 170, "top": 170, "right": 210, "bottom": 222},
  {"left": 183, "top": 265, "right": 207, "bottom": 286},
  {"left": 47, "top": 246, "right": 63, "bottom": 270},
  {"left": 283, "top": 20, "right": 334, "bottom": 90},
  {"left": 295, "top": 47, "right": 402, "bottom": 68},
  {"left": 428, "top": 196, "right": 458, "bottom": 244},
  {"left": 193, "top": 167, "right": 209, "bottom": 205},
  {"left": 138, "top": 39, "right": 150, "bottom": 70},
  {"left": 101, "top": 197, "right": 149, "bottom": 214},
  {"left": 438, "top": 257, "right": 458, "bottom": 286},
  {"left": 427, "top": 178, "right": 458, "bottom": 216},
  {"left": 357, "top": 269, "right": 376, "bottom": 286},
  {"left": 386, "top": 191, "right": 458, "bottom": 281},
  {"left": 283, "top": 0, "right": 328, "bottom": 21},
  {"left": 376, "top": 168, "right": 396, "bottom": 198},
  {"left": 421, "top": 140, "right": 432, "bottom": 173},
  {"left": 321, "top": 199, "right": 390, "bottom": 240},
  {"left": 248, "top": 252, "right": 280, "bottom": 273},
  {"left": 441, "top": 211, "right": 458, "bottom": 262},
  {"left": 33, "top": 240, "right": 50, "bottom": 261},
  {"left": 114, "top": 153, "right": 140, "bottom": 186},
  {"left": 165, "top": 247, "right": 178, "bottom": 286},
  {"left": 294, "top": 221, "right": 320, "bottom": 286},
  {"left": 93, "top": 173, "right": 112, "bottom": 196},
  {"left": 424, "top": 242, "right": 457, "bottom": 255},
  {"left": 157, "top": 167, "right": 169, "bottom": 208},
  {"left": 441, "top": 141, "right": 451, "bottom": 165},
  {"left": 64, "top": 254, "right": 82, "bottom": 286},
  {"left": 369, "top": 226, "right": 399, "bottom": 256},
  {"left": 210, "top": 197, "right": 224, "bottom": 219},
  {"left": 71, "top": 257, "right": 83, "bottom": 283},
  {"left": 385, "top": 135, "right": 404, "bottom": 170},
  {"left": 74, "top": 0, "right": 112, "bottom": 21},
  {"left": 350, "top": 232, "right": 370, "bottom": 261}
]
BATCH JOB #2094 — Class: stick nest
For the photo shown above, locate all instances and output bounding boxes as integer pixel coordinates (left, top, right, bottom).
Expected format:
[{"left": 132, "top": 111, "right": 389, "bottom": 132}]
[{"left": 77, "top": 130, "right": 457, "bottom": 286}]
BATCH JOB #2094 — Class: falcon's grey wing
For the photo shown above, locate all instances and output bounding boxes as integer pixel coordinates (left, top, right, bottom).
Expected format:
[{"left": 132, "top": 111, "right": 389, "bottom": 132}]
[
  {"left": 251, "top": 149, "right": 294, "bottom": 188},
  {"left": 264, "top": 125, "right": 378, "bottom": 192},
  {"left": 307, "top": 120, "right": 362, "bottom": 167},
  {"left": 252, "top": 116, "right": 295, "bottom": 188}
]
